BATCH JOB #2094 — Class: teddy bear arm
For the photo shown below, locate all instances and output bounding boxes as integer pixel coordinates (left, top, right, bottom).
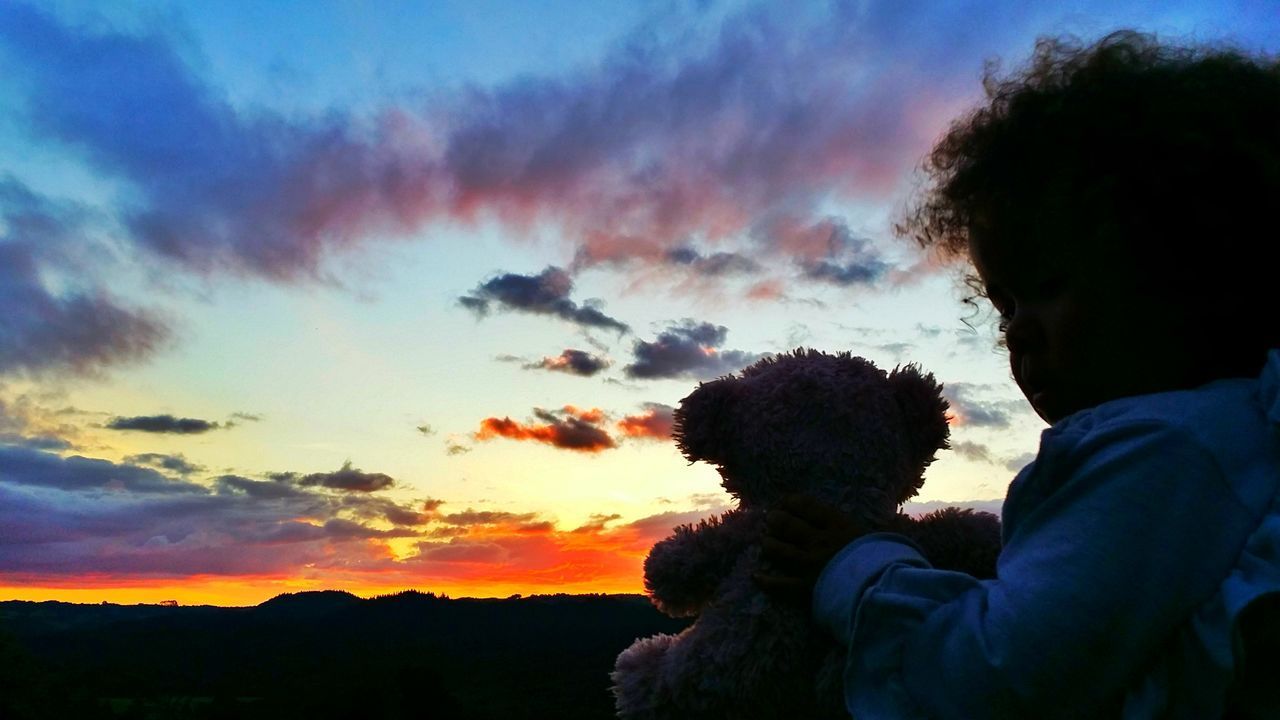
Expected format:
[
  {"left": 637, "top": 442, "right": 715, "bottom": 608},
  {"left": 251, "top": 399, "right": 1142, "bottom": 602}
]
[
  {"left": 899, "top": 507, "right": 1002, "bottom": 579},
  {"left": 644, "top": 508, "right": 759, "bottom": 617}
]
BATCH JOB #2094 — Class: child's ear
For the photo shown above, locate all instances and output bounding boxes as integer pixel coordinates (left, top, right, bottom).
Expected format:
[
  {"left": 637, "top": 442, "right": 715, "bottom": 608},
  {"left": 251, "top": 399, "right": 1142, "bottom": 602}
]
[
  {"left": 673, "top": 377, "right": 739, "bottom": 465},
  {"left": 889, "top": 364, "right": 951, "bottom": 469}
]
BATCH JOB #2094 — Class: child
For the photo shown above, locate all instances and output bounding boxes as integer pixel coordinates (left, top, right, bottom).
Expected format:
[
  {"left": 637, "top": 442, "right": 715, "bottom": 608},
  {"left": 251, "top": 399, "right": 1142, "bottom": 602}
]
[{"left": 756, "top": 31, "right": 1280, "bottom": 718}]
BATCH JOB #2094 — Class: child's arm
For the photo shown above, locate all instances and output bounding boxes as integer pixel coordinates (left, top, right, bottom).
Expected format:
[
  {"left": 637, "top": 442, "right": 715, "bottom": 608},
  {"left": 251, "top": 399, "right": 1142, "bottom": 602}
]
[{"left": 813, "top": 421, "right": 1257, "bottom": 719}]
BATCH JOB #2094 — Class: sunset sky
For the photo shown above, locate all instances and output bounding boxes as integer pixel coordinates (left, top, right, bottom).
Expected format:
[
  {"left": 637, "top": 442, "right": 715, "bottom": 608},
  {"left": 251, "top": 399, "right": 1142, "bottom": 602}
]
[{"left": 1, "top": 0, "right": 1275, "bottom": 606}]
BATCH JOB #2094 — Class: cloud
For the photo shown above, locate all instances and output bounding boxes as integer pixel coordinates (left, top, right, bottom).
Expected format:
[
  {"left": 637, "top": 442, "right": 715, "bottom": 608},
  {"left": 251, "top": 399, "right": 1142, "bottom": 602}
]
[
  {"left": 950, "top": 440, "right": 995, "bottom": 464},
  {"left": 523, "top": 349, "right": 611, "bottom": 377},
  {"left": 574, "top": 242, "right": 762, "bottom": 278},
  {"left": 105, "top": 414, "right": 221, "bottom": 434},
  {"left": 224, "top": 412, "right": 262, "bottom": 428},
  {"left": 616, "top": 403, "right": 675, "bottom": 441},
  {"left": 943, "top": 383, "right": 1027, "bottom": 429},
  {"left": 474, "top": 406, "right": 616, "bottom": 453},
  {"left": 0, "top": 433, "right": 72, "bottom": 451},
  {"left": 664, "top": 247, "right": 760, "bottom": 277},
  {"left": 0, "top": 180, "right": 170, "bottom": 378},
  {"left": 572, "top": 513, "right": 623, "bottom": 533},
  {"left": 123, "top": 452, "right": 205, "bottom": 477},
  {"left": 7, "top": 0, "right": 1265, "bottom": 318},
  {"left": 458, "top": 266, "right": 629, "bottom": 334},
  {"left": 378, "top": 499, "right": 440, "bottom": 527},
  {"left": 0, "top": 0, "right": 1009, "bottom": 296},
  {"left": 0, "top": 444, "right": 205, "bottom": 495},
  {"left": 214, "top": 474, "right": 310, "bottom": 500},
  {"left": 416, "top": 423, "right": 437, "bottom": 436},
  {"left": 414, "top": 540, "right": 510, "bottom": 564},
  {"left": 0, "top": 441, "right": 749, "bottom": 594},
  {"left": 0, "top": 458, "right": 419, "bottom": 577},
  {"left": 755, "top": 215, "right": 897, "bottom": 288},
  {"left": 624, "top": 320, "right": 761, "bottom": 380},
  {"left": 273, "top": 460, "right": 396, "bottom": 493},
  {"left": 444, "top": 439, "right": 472, "bottom": 455},
  {"left": 440, "top": 510, "right": 541, "bottom": 526},
  {"left": 1004, "top": 452, "right": 1037, "bottom": 472}
]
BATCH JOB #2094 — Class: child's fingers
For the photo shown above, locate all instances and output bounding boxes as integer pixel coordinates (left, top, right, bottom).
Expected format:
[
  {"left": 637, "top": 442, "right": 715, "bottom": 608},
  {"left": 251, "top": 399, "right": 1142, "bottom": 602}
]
[
  {"left": 761, "top": 536, "right": 819, "bottom": 570},
  {"left": 764, "top": 508, "right": 817, "bottom": 544}
]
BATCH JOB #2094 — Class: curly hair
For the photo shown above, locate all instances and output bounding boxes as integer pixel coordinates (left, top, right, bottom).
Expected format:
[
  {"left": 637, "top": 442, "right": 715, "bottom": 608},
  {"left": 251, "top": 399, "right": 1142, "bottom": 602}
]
[{"left": 899, "top": 30, "right": 1280, "bottom": 364}]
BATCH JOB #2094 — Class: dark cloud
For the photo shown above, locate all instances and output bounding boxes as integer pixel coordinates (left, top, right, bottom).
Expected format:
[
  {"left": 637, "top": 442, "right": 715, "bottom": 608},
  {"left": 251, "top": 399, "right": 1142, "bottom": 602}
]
[
  {"left": 0, "top": 442, "right": 760, "bottom": 586},
  {"left": 459, "top": 266, "right": 628, "bottom": 334},
  {"left": 0, "top": 433, "right": 71, "bottom": 451},
  {"left": 0, "top": 446, "right": 433, "bottom": 577},
  {"left": 524, "top": 349, "right": 611, "bottom": 377},
  {"left": 280, "top": 461, "right": 396, "bottom": 493},
  {"left": 223, "top": 412, "right": 262, "bottom": 429},
  {"left": 441, "top": 510, "right": 541, "bottom": 526},
  {"left": 0, "top": 180, "right": 169, "bottom": 377},
  {"left": 801, "top": 258, "right": 892, "bottom": 286},
  {"left": 577, "top": 242, "right": 762, "bottom": 277},
  {"left": 123, "top": 452, "right": 204, "bottom": 476},
  {"left": 950, "top": 440, "right": 995, "bottom": 464},
  {"left": 214, "top": 474, "right": 309, "bottom": 500},
  {"left": 616, "top": 403, "right": 676, "bottom": 441},
  {"left": 765, "top": 217, "right": 895, "bottom": 288},
  {"left": 416, "top": 423, "right": 437, "bottom": 436},
  {"left": 445, "top": 440, "right": 472, "bottom": 455},
  {"left": 665, "top": 247, "right": 761, "bottom": 277},
  {"left": 572, "top": 513, "right": 623, "bottom": 533},
  {"left": 378, "top": 498, "right": 444, "bottom": 527},
  {"left": 624, "top": 321, "right": 761, "bottom": 380},
  {"left": 474, "top": 405, "right": 616, "bottom": 452},
  {"left": 105, "top": 414, "right": 221, "bottom": 434},
  {"left": 1, "top": 444, "right": 205, "bottom": 495}
]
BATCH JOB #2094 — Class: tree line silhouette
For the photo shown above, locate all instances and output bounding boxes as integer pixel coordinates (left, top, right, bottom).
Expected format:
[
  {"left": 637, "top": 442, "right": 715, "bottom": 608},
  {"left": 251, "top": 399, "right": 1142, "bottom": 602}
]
[{"left": 0, "top": 590, "right": 690, "bottom": 720}]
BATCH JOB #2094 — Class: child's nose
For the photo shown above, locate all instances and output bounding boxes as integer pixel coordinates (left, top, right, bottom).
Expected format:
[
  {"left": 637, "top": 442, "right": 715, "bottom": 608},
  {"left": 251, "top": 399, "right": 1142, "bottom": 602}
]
[{"left": 1004, "top": 309, "right": 1044, "bottom": 355}]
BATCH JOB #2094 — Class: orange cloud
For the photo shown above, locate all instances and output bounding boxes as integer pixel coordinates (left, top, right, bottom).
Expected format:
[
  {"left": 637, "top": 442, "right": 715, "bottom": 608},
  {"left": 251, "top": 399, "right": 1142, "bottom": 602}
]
[
  {"left": 617, "top": 404, "right": 675, "bottom": 441},
  {"left": 473, "top": 406, "right": 616, "bottom": 452}
]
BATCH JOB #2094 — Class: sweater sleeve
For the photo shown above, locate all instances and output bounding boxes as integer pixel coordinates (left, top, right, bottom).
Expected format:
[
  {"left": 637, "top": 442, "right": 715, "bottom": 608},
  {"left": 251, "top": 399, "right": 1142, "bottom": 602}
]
[{"left": 812, "top": 420, "right": 1257, "bottom": 719}]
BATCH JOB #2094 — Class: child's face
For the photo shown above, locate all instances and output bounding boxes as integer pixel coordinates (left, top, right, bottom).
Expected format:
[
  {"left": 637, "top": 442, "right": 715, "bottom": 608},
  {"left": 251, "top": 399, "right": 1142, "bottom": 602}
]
[{"left": 970, "top": 227, "right": 1203, "bottom": 424}]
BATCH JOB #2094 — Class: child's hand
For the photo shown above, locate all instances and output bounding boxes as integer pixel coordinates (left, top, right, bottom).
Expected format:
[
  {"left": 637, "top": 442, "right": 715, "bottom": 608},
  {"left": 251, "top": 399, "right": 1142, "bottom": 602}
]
[{"left": 754, "top": 494, "right": 869, "bottom": 602}]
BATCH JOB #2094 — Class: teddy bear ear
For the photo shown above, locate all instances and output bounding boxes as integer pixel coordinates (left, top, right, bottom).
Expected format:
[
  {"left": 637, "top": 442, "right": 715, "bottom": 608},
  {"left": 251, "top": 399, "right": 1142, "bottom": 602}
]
[
  {"left": 672, "top": 377, "right": 738, "bottom": 465},
  {"left": 889, "top": 364, "right": 951, "bottom": 468}
]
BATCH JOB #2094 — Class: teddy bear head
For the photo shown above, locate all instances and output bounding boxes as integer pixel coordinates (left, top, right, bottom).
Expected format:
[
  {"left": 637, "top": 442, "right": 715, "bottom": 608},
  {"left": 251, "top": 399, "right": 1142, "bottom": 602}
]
[{"left": 672, "top": 349, "right": 950, "bottom": 525}]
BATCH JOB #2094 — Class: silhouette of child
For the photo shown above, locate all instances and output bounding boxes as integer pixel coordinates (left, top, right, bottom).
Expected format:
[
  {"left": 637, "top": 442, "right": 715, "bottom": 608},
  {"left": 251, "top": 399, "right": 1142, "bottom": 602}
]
[{"left": 757, "top": 31, "right": 1280, "bottom": 718}]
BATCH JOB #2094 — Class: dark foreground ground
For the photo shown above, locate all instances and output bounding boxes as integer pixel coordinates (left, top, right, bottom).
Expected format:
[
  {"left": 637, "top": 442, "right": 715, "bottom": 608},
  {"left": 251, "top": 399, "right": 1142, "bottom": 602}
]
[{"left": 0, "top": 590, "right": 690, "bottom": 720}]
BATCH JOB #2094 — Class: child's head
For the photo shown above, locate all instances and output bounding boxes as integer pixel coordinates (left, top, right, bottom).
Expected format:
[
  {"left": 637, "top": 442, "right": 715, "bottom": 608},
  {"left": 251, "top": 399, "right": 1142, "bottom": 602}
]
[{"left": 900, "top": 30, "right": 1280, "bottom": 423}]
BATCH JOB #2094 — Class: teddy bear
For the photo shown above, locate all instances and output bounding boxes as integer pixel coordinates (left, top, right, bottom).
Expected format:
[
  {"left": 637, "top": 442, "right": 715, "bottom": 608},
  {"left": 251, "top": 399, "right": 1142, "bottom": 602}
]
[{"left": 611, "top": 348, "right": 1002, "bottom": 720}]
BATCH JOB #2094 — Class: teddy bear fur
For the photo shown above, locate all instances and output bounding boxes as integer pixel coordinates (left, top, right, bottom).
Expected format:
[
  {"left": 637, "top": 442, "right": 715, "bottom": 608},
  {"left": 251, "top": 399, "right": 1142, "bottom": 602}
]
[{"left": 611, "top": 349, "right": 1002, "bottom": 720}]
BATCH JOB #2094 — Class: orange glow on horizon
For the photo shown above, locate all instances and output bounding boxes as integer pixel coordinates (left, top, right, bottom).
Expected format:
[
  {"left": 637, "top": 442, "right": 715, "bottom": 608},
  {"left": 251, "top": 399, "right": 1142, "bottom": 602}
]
[{"left": 0, "top": 508, "right": 720, "bottom": 607}]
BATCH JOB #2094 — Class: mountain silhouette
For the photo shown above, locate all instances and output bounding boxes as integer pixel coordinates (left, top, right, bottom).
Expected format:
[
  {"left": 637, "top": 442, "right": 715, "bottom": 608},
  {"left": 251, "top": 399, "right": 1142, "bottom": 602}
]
[{"left": 0, "top": 591, "right": 690, "bottom": 720}]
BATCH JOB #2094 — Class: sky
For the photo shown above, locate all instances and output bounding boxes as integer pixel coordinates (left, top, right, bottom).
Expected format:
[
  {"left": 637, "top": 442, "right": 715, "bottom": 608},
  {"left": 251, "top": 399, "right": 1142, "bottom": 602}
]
[{"left": 1, "top": 0, "right": 1276, "bottom": 606}]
